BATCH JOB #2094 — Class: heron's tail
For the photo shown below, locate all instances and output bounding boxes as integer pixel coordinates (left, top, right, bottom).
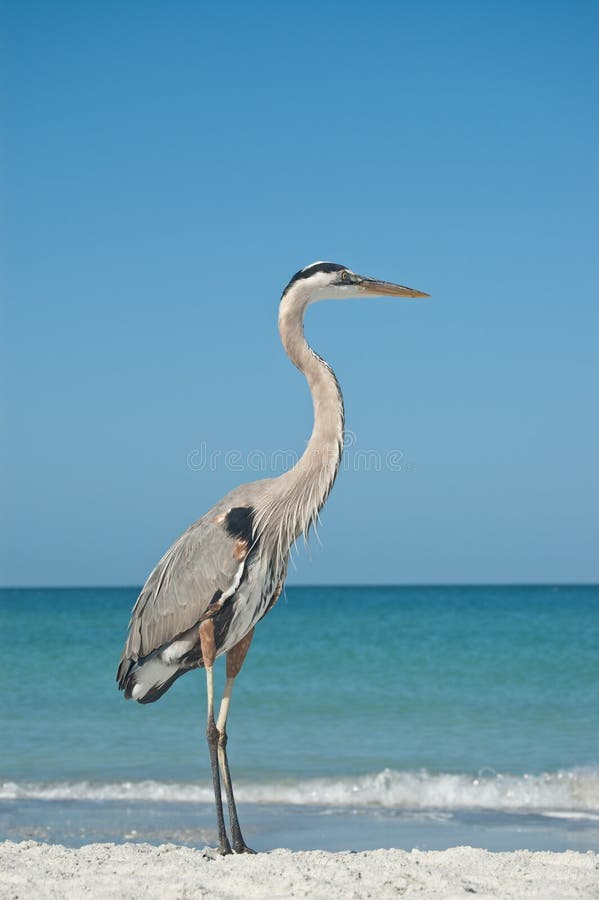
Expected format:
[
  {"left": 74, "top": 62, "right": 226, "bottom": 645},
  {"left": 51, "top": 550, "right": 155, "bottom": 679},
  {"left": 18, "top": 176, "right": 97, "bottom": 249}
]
[{"left": 117, "top": 654, "right": 188, "bottom": 704}]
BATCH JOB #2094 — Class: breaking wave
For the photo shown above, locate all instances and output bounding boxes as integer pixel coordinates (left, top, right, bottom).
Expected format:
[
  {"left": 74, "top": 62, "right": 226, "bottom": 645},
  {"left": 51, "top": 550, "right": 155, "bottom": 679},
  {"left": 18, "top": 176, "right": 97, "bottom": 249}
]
[{"left": 2, "top": 767, "right": 599, "bottom": 816}]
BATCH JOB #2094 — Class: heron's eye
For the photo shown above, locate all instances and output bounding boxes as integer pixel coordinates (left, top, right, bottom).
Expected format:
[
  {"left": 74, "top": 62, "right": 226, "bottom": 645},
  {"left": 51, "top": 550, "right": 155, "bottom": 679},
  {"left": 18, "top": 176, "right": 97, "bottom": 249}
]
[{"left": 341, "top": 271, "right": 350, "bottom": 282}]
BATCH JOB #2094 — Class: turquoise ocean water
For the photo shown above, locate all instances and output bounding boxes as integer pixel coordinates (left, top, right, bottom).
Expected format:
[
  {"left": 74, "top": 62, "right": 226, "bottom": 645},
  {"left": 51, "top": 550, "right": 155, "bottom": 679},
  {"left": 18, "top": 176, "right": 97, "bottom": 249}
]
[{"left": 1, "top": 585, "right": 598, "bottom": 851}]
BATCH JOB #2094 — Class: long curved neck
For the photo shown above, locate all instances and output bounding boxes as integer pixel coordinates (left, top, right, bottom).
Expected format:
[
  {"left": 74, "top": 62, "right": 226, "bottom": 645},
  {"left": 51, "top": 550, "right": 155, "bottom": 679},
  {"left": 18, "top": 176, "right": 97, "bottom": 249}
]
[
  {"left": 279, "top": 294, "right": 345, "bottom": 498},
  {"left": 254, "top": 285, "right": 345, "bottom": 561}
]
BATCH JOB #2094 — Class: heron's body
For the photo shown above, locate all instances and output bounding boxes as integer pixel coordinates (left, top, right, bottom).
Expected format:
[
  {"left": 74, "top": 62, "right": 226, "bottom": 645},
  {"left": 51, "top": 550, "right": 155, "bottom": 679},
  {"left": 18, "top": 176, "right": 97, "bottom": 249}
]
[
  {"left": 117, "top": 261, "right": 428, "bottom": 853},
  {"left": 118, "top": 484, "right": 288, "bottom": 703}
]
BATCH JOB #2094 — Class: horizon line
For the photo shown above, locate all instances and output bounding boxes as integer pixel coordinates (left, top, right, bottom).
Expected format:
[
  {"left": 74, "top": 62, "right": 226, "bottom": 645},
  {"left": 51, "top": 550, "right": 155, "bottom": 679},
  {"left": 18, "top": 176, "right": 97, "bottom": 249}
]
[{"left": 1, "top": 582, "right": 598, "bottom": 591}]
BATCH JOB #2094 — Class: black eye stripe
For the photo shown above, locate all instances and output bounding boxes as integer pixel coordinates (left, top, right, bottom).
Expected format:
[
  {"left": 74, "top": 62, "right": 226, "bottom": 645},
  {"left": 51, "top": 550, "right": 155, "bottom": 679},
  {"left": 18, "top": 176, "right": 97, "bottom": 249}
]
[{"left": 282, "top": 262, "right": 347, "bottom": 296}]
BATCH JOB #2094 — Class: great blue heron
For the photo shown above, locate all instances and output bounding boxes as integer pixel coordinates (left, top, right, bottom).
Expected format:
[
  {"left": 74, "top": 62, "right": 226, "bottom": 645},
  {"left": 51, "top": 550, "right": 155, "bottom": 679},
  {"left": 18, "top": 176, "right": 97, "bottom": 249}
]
[{"left": 117, "top": 261, "right": 428, "bottom": 853}]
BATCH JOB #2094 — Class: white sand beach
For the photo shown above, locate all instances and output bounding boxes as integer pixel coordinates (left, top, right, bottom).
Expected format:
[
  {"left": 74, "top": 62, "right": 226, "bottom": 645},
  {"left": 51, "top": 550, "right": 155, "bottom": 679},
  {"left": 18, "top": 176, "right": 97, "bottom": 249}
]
[{"left": 1, "top": 842, "right": 597, "bottom": 899}]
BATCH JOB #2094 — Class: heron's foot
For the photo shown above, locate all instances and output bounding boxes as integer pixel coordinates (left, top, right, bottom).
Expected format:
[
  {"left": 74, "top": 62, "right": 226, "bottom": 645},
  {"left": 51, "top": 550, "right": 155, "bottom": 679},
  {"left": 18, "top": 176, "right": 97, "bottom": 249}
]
[
  {"left": 233, "top": 842, "right": 256, "bottom": 854},
  {"left": 217, "top": 838, "right": 233, "bottom": 856}
]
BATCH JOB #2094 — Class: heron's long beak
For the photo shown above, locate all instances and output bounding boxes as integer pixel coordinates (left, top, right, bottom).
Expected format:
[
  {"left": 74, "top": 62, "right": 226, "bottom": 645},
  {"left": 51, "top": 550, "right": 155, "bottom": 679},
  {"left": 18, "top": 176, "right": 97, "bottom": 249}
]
[{"left": 358, "top": 276, "right": 429, "bottom": 299}]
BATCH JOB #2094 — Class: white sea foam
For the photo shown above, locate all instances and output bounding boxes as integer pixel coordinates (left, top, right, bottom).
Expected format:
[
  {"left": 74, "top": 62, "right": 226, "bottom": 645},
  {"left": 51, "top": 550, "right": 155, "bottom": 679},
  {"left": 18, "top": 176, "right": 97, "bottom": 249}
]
[{"left": 2, "top": 768, "right": 599, "bottom": 816}]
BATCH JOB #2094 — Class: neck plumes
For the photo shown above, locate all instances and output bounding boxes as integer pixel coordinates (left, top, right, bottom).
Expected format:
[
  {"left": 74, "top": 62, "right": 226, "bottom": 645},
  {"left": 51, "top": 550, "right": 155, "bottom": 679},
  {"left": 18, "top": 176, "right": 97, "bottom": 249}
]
[{"left": 254, "top": 285, "right": 345, "bottom": 564}]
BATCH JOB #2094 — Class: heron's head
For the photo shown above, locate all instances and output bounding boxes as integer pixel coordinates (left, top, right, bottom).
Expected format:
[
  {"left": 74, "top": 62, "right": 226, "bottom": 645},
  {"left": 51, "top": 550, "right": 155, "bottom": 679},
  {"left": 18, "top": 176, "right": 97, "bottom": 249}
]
[{"left": 281, "top": 261, "right": 429, "bottom": 304}]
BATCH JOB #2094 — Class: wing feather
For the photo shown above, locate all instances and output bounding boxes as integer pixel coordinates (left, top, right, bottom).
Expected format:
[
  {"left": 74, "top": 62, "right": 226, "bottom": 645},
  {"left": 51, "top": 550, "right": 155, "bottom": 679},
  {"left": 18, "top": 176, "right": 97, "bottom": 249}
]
[{"left": 117, "top": 510, "right": 251, "bottom": 682}]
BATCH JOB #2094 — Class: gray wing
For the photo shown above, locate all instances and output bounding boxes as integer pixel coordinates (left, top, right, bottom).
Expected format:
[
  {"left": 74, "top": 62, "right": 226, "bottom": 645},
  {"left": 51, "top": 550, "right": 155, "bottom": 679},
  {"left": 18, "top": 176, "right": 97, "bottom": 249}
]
[{"left": 117, "top": 505, "right": 254, "bottom": 683}]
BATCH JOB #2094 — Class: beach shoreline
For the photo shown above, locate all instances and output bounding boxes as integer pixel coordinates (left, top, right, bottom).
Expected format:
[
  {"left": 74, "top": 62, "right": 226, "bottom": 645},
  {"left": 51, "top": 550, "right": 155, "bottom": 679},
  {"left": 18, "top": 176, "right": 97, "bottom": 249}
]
[
  {"left": 3, "top": 797, "right": 599, "bottom": 854},
  {"left": 1, "top": 841, "right": 597, "bottom": 899}
]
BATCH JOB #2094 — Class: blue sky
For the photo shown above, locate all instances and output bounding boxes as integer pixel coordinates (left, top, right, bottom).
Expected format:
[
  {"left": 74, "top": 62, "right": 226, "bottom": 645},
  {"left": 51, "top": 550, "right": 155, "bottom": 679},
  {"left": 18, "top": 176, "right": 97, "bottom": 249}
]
[{"left": 2, "top": 0, "right": 598, "bottom": 586}]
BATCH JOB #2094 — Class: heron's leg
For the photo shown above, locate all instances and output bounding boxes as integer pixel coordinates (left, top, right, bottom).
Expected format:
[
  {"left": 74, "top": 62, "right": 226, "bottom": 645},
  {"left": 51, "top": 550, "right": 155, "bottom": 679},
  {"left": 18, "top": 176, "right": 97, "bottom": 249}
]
[
  {"left": 199, "top": 620, "right": 232, "bottom": 855},
  {"left": 215, "top": 628, "right": 255, "bottom": 854}
]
